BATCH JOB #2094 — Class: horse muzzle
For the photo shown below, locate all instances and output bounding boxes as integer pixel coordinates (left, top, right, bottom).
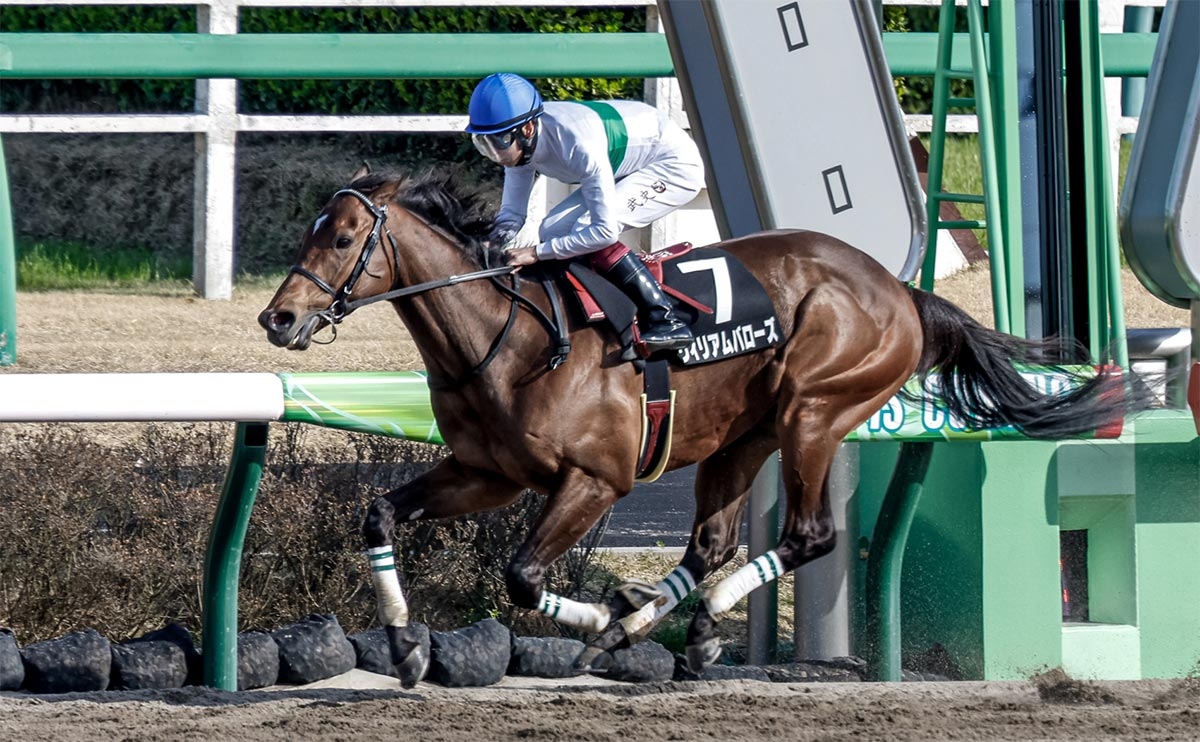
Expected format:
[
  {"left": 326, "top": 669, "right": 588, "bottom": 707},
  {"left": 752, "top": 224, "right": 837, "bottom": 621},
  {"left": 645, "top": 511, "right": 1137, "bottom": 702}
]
[{"left": 258, "top": 307, "right": 325, "bottom": 350}]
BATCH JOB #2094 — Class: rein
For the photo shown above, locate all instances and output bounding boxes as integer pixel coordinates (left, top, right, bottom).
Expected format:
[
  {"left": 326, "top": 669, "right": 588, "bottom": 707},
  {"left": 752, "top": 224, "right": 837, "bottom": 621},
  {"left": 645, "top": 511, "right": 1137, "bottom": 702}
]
[{"left": 288, "top": 188, "right": 570, "bottom": 387}]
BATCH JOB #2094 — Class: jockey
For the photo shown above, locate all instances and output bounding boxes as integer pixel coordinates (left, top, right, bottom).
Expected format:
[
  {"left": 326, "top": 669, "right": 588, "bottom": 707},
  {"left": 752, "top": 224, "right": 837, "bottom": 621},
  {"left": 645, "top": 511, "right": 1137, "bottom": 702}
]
[{"left": 466, "top": 72, "right": 704, "bottom": 353}]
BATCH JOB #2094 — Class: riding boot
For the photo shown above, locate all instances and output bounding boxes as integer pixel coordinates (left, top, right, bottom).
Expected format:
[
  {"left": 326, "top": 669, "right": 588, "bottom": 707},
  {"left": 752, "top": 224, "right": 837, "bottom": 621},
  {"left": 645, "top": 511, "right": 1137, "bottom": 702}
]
[{"left": 603, "top": 251, "right": 693, "bottom": 352}]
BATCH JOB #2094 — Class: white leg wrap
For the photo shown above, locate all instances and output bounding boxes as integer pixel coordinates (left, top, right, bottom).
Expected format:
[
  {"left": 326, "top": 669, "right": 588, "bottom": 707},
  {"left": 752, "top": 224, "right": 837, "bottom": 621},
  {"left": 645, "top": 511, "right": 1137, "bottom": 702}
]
[
  {"left": 703, "top": 550, "right": 784, "bottom": 618},
  {"left": 537, "top": 591, "right": 612, "bottom": 633},
  {"left": 366, "top": 545, "right": 408, "bottom": 628},
  {"left": 620, "top": 566, "right": 697, "bottom": 637}
]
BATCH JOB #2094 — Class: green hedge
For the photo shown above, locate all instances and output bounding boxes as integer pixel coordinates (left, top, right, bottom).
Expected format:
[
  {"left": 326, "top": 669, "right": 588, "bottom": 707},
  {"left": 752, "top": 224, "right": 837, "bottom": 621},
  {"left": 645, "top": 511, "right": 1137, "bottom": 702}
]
[{"left": 0, "top": 5, "right": 646, "bottom": 114}]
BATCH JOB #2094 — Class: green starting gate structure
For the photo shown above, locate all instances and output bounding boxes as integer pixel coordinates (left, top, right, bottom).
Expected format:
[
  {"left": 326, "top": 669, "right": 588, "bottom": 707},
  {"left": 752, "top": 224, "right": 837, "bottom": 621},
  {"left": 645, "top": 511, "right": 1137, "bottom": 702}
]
[{"left": 856, "top": 0, "right": 1200, "bottom": 683}]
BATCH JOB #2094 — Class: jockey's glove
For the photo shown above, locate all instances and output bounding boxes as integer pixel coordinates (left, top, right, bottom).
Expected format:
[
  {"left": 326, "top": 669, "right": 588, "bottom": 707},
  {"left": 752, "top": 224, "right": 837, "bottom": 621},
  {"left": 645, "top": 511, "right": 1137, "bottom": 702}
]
[{"left": 488, "top": 223, "right": 519, "bottom": 249}]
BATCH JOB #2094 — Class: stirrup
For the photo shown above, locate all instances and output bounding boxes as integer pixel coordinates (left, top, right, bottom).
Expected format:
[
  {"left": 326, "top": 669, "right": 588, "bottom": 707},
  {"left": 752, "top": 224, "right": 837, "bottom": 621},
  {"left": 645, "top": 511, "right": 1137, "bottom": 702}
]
[{"left": 641, "top": 328, "right": 693, "bottom": 352}]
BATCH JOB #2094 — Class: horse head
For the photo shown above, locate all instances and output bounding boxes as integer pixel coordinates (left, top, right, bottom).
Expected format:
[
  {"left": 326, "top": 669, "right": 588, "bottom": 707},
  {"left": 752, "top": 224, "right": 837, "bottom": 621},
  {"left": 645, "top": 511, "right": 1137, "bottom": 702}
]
[{"left": 258, "top": 167, "right": 495, "bottom": 350}]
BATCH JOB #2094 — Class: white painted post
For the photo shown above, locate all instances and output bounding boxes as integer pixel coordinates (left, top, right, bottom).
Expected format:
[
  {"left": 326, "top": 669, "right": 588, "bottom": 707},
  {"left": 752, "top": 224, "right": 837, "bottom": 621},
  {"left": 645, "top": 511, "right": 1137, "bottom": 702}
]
[
  {"left": 645, "top": 3, "right": 675, "bottom": 254},
  {"left": 794, "top": 445, "right": 858, "bottom": 660},
  {"left": 194, "top": 0, "right": 239, "bottom": 300}
]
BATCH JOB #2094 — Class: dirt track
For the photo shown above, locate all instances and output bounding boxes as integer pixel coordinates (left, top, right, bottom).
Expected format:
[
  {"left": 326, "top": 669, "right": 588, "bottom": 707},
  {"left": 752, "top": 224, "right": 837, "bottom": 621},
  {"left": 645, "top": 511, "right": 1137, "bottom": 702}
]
[
  {"left": 0, "top": 269, "right": 1194, "bottom": 740},
  {"left": 3, "top": 672, "right": 1200, "bottom": 742}
]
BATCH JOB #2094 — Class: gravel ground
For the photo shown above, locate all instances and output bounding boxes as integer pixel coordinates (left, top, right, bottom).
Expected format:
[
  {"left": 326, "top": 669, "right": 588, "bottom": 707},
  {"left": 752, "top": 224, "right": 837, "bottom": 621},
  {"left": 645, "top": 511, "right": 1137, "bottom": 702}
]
[{"left": 3, "top": 670, "right": 1200, "bottom": 742}]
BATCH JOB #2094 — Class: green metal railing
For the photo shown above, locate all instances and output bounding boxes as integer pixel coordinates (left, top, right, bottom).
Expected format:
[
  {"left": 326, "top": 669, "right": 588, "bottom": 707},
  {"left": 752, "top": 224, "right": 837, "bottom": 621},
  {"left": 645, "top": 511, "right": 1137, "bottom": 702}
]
[
  {"left": 0, "top": 32, "right": 1157, "bottom": 80},
  {"left": 0, "top": 33, "right": 674, "bottom": 79}
]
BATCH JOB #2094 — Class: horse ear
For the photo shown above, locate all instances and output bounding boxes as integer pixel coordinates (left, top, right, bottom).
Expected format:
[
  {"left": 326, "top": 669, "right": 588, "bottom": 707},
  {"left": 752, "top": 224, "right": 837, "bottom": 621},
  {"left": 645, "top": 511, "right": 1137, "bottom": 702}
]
[{"left": 351, "top": 160, "right": 371, "bottom": 181}]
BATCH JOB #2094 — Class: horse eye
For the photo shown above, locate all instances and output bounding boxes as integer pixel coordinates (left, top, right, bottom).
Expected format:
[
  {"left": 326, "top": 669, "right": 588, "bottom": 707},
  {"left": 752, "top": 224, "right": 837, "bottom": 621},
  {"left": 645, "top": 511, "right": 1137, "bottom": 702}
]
[{"left": 334, "top": 235, "right": 354, "bottom": 249}]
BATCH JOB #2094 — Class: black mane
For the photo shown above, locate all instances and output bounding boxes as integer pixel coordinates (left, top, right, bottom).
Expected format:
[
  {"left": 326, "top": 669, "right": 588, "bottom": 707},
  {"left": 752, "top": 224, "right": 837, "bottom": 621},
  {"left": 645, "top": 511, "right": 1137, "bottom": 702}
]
[{"left": 347, "top": 170, "right": 497, "bottom": 265}]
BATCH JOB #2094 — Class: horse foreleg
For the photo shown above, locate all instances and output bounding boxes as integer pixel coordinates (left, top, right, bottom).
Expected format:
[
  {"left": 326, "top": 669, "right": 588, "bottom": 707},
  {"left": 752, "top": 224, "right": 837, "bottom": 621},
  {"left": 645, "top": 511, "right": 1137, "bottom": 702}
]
[
  {"left": 363, "top": 454, "right": 523, "bottom": 687},
  {"left": 506, "top": 467, "right": 622, "bottom": 634}
]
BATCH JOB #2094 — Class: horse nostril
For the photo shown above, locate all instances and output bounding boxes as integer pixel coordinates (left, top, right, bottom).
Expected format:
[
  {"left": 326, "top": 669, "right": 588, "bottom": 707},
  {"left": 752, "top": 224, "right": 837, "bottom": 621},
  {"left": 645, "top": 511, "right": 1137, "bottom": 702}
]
[{"left": 262, "top": 310, "right": 295, "bottom": 333}]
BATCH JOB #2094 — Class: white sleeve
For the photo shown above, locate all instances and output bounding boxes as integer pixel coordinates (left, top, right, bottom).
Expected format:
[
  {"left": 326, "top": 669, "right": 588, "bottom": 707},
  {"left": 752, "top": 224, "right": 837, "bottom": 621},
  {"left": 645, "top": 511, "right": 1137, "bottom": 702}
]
[
  {"left": 494, "top": 167, "right": 535, "bottom": 231},
  {"left": 536, "top": 144, "right": 621, "bottom": 261}
]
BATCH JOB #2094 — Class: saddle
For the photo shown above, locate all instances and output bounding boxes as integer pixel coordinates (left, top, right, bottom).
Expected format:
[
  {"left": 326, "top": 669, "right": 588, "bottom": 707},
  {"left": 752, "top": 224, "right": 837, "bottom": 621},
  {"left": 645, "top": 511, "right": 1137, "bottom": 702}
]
[{"left": 528, "top": 243, "right": 781, "bottom": 483}]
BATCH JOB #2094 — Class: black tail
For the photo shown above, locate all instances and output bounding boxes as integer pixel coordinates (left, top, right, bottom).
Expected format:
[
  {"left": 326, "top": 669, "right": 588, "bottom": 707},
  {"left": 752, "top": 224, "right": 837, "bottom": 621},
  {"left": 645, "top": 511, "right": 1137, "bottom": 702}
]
[{"left": 907, "top": 287, "right": 1129, "bottom": 439}]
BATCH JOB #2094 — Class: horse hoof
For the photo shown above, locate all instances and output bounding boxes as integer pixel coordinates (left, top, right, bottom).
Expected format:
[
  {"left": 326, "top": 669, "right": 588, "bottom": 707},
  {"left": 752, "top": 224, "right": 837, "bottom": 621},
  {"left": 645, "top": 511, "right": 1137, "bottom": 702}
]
[
  {"left": 685, "top": 639, "right": 722, "bottom": 674},
  {"left": 616, "top": 580, "right": 663, "bottom": 612},
  {"left": 595, "top": 620, "right": 630, "bottom": 650},
  {"left": 387, "top": 624, "right": 430, "bottom": 689},
  {"left": 394, "top": 643, "right": 430, "bottom": 689},
  {"left": 571, "top": 645, "right": 614, "bottom": 675}
]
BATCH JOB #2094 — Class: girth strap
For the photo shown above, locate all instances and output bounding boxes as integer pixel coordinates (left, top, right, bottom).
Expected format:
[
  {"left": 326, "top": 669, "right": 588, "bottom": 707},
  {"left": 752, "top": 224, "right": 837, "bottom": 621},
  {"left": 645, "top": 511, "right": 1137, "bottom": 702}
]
[
  {"left": 540, "top": 276, "right": 571, "bottom": 369},
  {"left": 490, "top": 273, "right": 572, "bottom": 370},
  {"left": 635, "top": 359, "right": 675, "bottom": 483}
]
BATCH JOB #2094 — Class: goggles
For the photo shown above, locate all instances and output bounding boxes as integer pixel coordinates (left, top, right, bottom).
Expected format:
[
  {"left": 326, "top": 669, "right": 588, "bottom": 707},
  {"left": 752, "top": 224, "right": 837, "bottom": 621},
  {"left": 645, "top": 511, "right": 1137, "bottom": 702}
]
[{"left": 471, "top": 127, "right": 521, "bottom": 164}]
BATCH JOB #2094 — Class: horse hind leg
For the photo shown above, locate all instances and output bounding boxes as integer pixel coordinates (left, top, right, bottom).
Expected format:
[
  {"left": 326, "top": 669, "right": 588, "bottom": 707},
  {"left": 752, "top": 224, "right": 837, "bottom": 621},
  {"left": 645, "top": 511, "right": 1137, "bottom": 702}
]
[
  {"left": 684, "top": 418, "right": 841, "bottom": 672},
  {"left": 685, "top": 385, "right": 904, "bottom": 671},
  {"left": 576, "top": 433, "right": 776, "bottom": 672}
]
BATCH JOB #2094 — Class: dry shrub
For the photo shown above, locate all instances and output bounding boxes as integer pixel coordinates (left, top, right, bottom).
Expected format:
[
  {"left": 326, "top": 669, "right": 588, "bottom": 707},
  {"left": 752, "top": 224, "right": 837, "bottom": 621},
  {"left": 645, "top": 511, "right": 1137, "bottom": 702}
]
[
  {"left": 0, "top": 423, "right": 612, "bottom": 645},
  {"left": 0, "top": 425, "right": 217, "bottom": 642}
]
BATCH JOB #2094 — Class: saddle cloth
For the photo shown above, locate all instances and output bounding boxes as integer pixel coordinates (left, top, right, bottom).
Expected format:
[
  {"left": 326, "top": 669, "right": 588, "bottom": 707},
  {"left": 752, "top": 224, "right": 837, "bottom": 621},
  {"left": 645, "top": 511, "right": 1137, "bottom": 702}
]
[{"left": 565, "top": 244, "right": 782, "bottom": 365}]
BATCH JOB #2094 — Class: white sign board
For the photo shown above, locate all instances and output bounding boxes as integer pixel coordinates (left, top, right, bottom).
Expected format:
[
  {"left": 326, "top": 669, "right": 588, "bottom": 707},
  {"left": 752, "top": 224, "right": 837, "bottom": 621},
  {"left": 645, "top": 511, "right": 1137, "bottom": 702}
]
[{"left": 662, "top": 0, "right": 925, "bottom": 279}]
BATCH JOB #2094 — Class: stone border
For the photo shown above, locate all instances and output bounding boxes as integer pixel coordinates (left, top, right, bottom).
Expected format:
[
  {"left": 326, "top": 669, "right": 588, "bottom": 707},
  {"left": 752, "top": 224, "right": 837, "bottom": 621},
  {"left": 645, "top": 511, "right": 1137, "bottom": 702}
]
[{"left": 1, "top": 615, "right": 922, "bottom": 695}]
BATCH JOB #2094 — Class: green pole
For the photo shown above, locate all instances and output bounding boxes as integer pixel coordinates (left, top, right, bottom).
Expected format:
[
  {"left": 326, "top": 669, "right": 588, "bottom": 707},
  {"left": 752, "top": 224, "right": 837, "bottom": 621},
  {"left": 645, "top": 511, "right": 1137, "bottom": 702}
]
[
  {"left": 202, "top": 421, "right": 269, "bottom": 690},
  {"left": 0, "top": 134, "right": 16, "bottom": 367},
  {"left": 977, "top": 0, "right": 1019, "bottom": 335},
  {"left": 1079, "top": 0, "right": 1130, "bottom": 370},
  {"left": 864, "top": 441, "right": 934, "bottom": 682},
  {"left": 1097, "top": 73, "right": 1130, "bottom": 372},
  {"left": 918, "top": 0, "right": 958, "bottom": 292}
]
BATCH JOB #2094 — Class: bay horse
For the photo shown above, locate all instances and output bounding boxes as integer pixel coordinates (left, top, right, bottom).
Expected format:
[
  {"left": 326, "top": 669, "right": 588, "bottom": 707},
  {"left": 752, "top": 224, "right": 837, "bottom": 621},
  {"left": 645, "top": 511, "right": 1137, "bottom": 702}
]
[{"left": 259, "top": 169, "right": 1128, "bottom": 687}]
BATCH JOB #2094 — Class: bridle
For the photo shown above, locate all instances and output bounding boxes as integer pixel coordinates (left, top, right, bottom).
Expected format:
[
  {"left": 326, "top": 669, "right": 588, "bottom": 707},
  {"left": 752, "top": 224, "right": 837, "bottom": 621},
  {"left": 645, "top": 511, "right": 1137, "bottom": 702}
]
[
  {"left": 288, "top": 188, "right": 391, "bottom": 326},
  {"left": 288, "top": 188, "right": 570, "bottom": 388}
]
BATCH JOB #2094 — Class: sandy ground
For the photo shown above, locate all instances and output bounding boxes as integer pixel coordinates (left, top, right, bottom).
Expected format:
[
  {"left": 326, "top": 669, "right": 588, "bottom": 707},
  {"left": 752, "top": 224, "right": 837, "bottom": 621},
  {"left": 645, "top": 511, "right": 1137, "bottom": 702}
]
[
  {"left": 3, "top": 669, "right": 1200, "bottom": 741},
  {"left": 0, "top": 266, "right": 1194, "bottom": 739}
]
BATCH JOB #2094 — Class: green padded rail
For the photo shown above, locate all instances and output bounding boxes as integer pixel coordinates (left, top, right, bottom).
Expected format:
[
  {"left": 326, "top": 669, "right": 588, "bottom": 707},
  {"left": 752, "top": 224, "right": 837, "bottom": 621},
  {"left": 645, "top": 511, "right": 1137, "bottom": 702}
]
[{"left": 280, "top": 371, "right": 442, "bottom": 444}]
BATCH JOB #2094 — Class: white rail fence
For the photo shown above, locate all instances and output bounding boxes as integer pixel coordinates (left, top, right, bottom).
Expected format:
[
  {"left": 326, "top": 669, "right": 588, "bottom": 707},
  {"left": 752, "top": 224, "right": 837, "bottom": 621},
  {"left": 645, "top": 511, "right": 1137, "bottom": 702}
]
[{"left": 0, "top": 0, "right": 1160, "bottom": 298}]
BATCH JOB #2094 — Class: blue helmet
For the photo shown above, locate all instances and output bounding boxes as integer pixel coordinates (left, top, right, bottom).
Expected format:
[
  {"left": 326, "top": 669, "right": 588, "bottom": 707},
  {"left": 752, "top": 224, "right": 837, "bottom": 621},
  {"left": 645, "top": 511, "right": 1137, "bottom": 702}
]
[{"left": 465, "top": 73, "right": 544, "bottom": 135}]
